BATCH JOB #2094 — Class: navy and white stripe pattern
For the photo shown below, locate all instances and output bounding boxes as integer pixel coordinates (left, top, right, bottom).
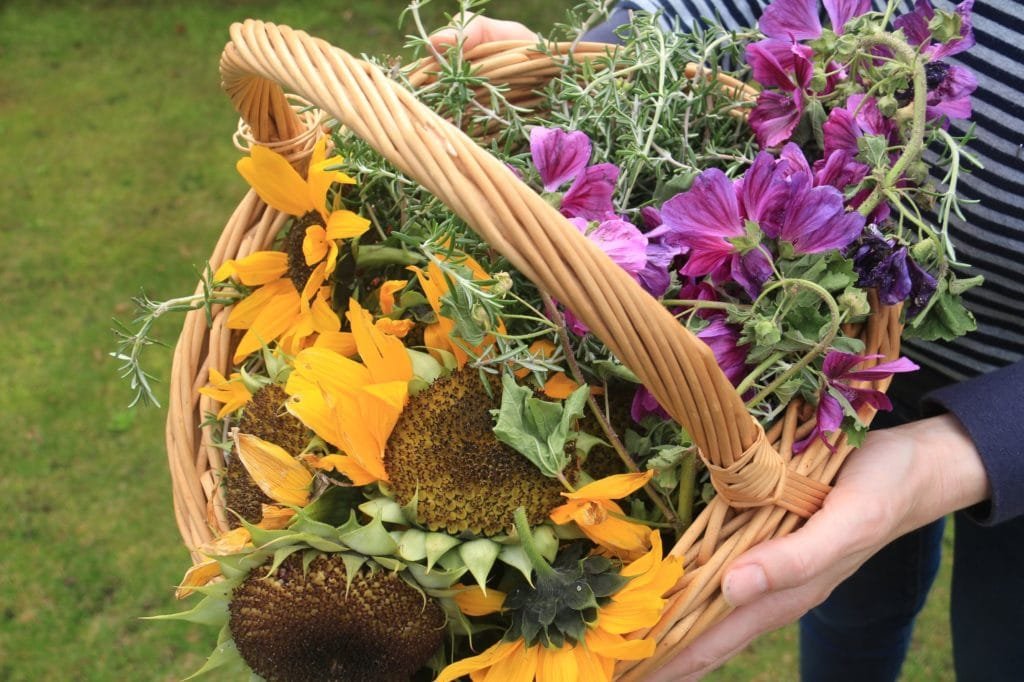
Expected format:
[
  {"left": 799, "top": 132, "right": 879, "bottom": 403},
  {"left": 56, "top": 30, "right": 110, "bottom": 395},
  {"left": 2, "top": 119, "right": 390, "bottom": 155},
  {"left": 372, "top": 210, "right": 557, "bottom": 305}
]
[{"left": 623, "top": 0, "right": 1024, "bottom": 381}]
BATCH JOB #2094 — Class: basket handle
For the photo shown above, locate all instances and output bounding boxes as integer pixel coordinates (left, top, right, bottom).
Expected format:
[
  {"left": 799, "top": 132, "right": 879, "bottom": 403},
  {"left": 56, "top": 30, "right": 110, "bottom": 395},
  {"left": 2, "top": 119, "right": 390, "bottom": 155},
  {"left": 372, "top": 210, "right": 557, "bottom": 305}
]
[{"left": 218, "top": 20, "right": 815, "bottom": 510}]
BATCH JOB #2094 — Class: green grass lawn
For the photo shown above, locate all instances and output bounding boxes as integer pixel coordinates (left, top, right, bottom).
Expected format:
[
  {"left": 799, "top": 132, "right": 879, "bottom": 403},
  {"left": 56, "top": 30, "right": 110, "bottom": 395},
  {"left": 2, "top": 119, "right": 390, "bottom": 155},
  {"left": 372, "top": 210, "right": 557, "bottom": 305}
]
[{"left": 0, "top": 1, "right": 953, "bottom": 679}]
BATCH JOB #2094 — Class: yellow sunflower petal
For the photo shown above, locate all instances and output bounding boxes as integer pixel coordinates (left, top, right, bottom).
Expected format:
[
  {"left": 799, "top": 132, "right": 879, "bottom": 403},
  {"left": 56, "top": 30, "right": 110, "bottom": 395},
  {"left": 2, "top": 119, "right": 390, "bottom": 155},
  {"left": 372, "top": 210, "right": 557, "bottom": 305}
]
[
  {"left": 257, "top": 505, "right": 297, "bottom": 530},
  {"left": 232, "top": 290, "right": 302, "bottom": 363},
  {"left": 483, "top": 641, "right": 537, "bottom": 682},
  {"left": 325, "top": 209, "right": 370, "bottom": 240},
  {"left": 435, "top": 640, "right": 521, "bottom": 682},
  {"left": 347, "top": 298, "right": 413, "bottom": 384},
  {"left": 310, "top": 290, "right": 341, "bottom": 333},
  {"left": 197, "top": 369, "right": 252, "bottom": 419},
  {"left": 453, "top": 584, "right": 507, "bottom": 617},
  {"left": 290, "top": 346, "right": 372, "bottom": 394},
  {"left": 226, "top": 278, "right": 296, "bottom": 329},
  {"left": 548, "top": 499, "right": 585, "bottom": 525},
  {"left": 215, "top": 251, "right": 288, "bottom": 286},
  {"left": 536, "top": 643, "right": 578, "bottom": 682},
  {"left": 572, "top": 643, "right": 614, "bottom": 682},
  {"left": 302, "top": 225, "right": 329, "bottom": 266},
  {"left": 237, "top": 145, "right": 314, "bottom": 216},
  {"left": 234, "top": 433, "right": 312, "bottom": 507},
  {"left": 308, "top": 453, "right": 380, "bottom": 486},
  {"left": 313, "top": 331, "right": 357, "bottom": 356},
  {"left": 584, "top": 628, "right": 656, "bottom": 661},
  {"left": 378, "top": 279, "right": 408, "bottom": 315},
  {"left": 300, "top": 261, "right": 328, "bottom": 303},
  {"left": 563, "top": 471, "right": 654, "bottom": 501},
  {"left": 577, "top": 506, "right": 653, "bottom": 559}
]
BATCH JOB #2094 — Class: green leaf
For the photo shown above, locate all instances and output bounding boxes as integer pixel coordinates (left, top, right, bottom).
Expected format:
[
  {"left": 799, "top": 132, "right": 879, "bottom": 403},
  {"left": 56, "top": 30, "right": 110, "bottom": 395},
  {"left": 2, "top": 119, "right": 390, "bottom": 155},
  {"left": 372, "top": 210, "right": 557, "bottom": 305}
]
[
  {"left": 904, "top": 276, "right": 978, "bottom": 342},
  {"left": 303, "top": 485, "right": 363, "bottom": 527},
  {"left": 491, "top": 374, "right": 587, "bottom": 479}
]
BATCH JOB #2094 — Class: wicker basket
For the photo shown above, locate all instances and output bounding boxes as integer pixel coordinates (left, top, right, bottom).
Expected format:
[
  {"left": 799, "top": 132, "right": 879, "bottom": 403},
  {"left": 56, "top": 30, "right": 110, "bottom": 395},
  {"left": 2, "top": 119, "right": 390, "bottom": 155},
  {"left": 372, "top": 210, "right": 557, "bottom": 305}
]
[{"left": 165, "top": 20, "right": 904, "bottom": 679}]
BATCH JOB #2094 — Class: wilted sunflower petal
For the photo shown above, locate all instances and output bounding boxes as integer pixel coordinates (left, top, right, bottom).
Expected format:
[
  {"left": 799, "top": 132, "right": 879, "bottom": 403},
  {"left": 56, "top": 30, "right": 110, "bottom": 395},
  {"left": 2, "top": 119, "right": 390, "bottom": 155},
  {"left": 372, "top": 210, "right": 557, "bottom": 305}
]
[
  {"left": 234, "top": 433, "right": 312, "bottom": 507},
  {"left": 175, "top": 560, "right": 222, "bottom": 600}
]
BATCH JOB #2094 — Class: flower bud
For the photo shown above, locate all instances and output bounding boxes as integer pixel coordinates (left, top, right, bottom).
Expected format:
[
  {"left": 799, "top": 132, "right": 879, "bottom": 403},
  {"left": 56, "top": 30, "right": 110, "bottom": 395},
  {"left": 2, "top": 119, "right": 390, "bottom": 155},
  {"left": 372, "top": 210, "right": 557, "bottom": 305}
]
[{"left": 753, "top": 318, "right": 781, "bottom": 347}]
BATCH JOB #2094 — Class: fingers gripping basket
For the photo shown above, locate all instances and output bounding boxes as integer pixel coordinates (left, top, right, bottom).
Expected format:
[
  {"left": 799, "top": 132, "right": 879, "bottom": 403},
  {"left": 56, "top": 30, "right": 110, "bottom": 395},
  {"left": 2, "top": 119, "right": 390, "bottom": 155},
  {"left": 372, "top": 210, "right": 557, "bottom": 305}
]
[{"left": 166, "top": 20, "right": 905, "bottom": 679}]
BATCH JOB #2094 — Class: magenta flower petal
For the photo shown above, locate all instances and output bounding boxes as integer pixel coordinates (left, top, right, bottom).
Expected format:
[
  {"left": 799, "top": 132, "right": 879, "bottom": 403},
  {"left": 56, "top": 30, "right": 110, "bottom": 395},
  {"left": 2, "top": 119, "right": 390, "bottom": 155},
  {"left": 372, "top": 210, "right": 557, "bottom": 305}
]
[
  {"left": 737, "top": 151, "right": 790, "bottom": 236},
  {"left": 822, "top": 107, "right": 861, "bottom": 158},
  {"left": 697, "top": 319, "right": 749, "bottom": 386},
  {"left": 631, "top": 386, "right": 671, "bottom": 423},
  {"left": 778, "top": 173, "right": 865, "bottom": 253},
  {"left": 661, "top": 169, "right": 743, "bottom": 243},
  {"left": 824, "top": 0, "right": 870, "bottom": 34},
  {"left": 926, "top": 64, "right": 976, "bottom": 121},
  {"left": 841, "top": 356, "right": 920, "bottom": 382},
  {"left": 759, "top": 0, "right": 822, "bottom": 41},
  {"left": 579, "top": 218, "right": 649, "bottom": 274},
  {"left": 529, "top": 127, "right": 591, "bottom": 192},
  {"left": 750, "top": 90, "right": 805, "bottom": 148},
  {"left": 746, "top": 39, "right": 814, "bottom": 90},
  {"left": 561, "top": 162, "right": 619, "bottom": 221},
  {"left": 814, "top": 150, "right": 868, "bottom": 190}
]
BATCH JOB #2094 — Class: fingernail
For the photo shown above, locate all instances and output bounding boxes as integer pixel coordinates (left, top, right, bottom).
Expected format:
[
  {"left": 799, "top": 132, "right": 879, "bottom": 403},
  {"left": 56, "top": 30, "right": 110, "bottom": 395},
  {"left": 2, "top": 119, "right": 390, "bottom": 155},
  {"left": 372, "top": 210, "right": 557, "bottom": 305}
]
[{"left": 722, "top": 564, "right": 767, "bottom": 607}]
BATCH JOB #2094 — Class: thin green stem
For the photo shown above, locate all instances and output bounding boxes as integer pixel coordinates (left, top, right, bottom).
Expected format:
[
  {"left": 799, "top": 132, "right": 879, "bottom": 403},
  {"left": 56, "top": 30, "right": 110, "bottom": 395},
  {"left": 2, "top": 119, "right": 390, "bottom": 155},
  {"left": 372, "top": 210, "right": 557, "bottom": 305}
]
[
  {"left": 856, "top": 32, "right": 928, "bottom": 217},
  {"left": 539, "top": 291, "right": 680, "bottom": 529},
  {"left": 744, "top": 278, "right": 842, "bottom": 408},
  {"left": 513, "top": 507, "right": 557, "bottom": 579}
]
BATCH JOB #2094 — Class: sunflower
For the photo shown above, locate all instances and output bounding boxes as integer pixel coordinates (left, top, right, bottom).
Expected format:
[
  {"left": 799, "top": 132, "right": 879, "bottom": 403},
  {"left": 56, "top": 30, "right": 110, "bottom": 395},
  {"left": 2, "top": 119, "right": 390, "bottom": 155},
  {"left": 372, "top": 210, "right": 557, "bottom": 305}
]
[
  {"left": 215, "top": 138, "right": 371, "bottom": 363},
  {"left": 436, "top": 530, "right": 682, "bottom": 682}
]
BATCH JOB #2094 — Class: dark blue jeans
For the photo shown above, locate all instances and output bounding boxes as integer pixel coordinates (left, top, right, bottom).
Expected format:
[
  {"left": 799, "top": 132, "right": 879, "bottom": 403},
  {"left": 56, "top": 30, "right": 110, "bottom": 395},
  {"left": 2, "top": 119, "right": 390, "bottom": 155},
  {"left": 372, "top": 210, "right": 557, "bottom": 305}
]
[{"left": 799, "top": 512, "right": 1024, "bottom": 681}]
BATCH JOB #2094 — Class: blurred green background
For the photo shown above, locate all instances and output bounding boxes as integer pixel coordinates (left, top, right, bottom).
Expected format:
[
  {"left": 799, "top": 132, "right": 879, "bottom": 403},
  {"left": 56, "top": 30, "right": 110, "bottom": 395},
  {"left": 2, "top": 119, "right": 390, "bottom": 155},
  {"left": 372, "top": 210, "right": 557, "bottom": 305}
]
[{"left": 0, "top": 1, "right": 953, "bottom": 679}]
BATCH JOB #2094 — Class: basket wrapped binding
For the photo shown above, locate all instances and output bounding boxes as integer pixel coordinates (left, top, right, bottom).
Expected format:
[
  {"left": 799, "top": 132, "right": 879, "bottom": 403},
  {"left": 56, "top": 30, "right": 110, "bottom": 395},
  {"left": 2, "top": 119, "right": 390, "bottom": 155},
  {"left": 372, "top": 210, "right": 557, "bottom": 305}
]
[{"left": 165, "top": 19, "right": 903, "bottom": 679}]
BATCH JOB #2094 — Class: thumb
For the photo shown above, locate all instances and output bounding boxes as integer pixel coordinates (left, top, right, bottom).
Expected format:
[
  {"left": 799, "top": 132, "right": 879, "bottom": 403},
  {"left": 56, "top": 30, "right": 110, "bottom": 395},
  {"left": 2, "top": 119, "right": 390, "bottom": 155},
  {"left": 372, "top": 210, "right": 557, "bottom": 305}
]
[{"left": 721, "top": 497, "right": 880, "bottom": 607}]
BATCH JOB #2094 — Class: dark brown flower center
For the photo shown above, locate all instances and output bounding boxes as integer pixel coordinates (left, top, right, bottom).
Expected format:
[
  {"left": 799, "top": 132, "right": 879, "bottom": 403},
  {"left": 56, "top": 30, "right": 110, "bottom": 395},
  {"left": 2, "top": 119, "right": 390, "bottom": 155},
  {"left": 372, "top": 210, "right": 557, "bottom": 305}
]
[{"left": 284, "top": 211, "right": 326, "bottom": 293}]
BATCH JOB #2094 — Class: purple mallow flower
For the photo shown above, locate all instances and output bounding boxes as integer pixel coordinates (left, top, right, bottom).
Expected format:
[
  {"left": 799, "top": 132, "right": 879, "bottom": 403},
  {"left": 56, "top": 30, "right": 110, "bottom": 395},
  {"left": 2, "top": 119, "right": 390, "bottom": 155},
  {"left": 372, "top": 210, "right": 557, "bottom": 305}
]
[
  {"left": 529, "top": 126, "right": 618, "bottom": 221},
  {"left": 759, "top": 0, "right": 871, "bottom": 40},
  {"left": 849, "top": 227, "right": 938, "bottom": 316},
  {"left": 658, "top": 154, "right": 782, "bottom": 297},
  {"left": 794, "top": 350, "right": 919, "bottom": 452},
  {"left": 748, "top": 0, "right": 873, "bottom": 147},
  {"left": 893, "top": 0, "right": 977, "bottom": 122},
  {"left": 658, "top": 147, "right": 864, "bottom": 296},
  {"left": 567, "top": 216, "right": 648, "bottom": 275},
  {"left": 746, "top": 39, "right": 815, "bottom": 148}
]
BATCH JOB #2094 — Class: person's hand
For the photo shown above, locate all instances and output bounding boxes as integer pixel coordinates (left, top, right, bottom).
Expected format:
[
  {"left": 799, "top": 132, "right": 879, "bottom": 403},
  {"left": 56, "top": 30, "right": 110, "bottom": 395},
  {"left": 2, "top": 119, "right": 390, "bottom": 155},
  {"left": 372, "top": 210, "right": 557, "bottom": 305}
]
[
  {"left": 428, "top": 12, "right": 534, "bottom": 54},
  {"left": 646, "top": 413, "right": 990, "bottom": 681}
]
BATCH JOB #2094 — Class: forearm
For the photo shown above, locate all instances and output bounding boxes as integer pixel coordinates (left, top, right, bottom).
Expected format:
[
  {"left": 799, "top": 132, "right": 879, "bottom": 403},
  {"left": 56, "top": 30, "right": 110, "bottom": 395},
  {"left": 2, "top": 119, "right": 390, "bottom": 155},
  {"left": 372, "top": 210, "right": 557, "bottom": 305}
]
[{"left": 898, "top": 414, "right": 990, "bottom": 534}]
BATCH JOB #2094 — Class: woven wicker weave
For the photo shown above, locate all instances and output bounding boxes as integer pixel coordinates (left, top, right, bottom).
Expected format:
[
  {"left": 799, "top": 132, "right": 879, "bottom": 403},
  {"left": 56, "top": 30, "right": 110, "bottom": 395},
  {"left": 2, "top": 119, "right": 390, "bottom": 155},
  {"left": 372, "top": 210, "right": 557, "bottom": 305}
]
[{"left": 165, "top": 20, "right": 904, "bottom": 679}]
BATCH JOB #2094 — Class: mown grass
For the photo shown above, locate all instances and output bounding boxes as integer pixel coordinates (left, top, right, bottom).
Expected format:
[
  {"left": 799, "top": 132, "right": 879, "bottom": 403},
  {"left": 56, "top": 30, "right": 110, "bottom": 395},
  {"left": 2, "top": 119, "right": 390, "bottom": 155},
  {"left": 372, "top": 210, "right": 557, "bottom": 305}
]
[{"left": 0, "top": 1, "right": 953, "bottom": 679}]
